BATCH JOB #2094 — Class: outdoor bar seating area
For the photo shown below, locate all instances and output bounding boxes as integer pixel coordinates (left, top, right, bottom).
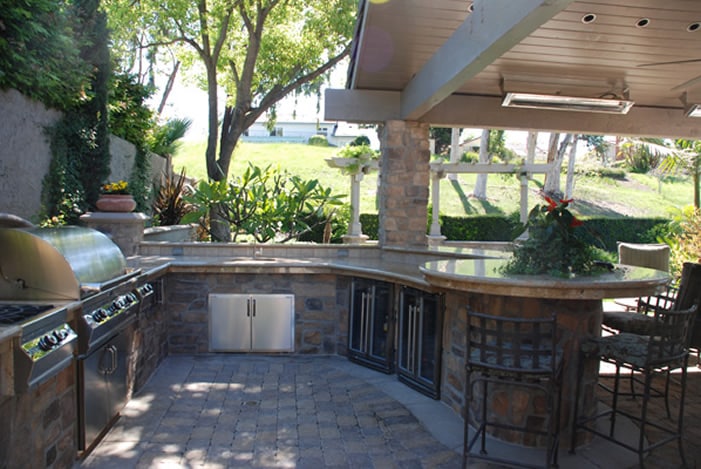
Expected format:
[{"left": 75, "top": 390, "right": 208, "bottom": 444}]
[{"left": 419, "top": 255, "right": 701, "bottom": 468}]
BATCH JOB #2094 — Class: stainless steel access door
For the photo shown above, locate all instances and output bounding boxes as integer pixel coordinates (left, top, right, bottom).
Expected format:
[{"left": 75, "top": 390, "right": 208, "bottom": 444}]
[
  {"left": 209, "top": 294, "right": 294, "bottom": 352},
  {"left": 250, "top": 295, "right": 294, "bottom": 352}
]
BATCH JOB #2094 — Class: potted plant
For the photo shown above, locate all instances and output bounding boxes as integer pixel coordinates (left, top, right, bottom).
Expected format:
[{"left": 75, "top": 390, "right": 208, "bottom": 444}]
[
  {"left": 96, "top": 180, "right": 137, "bottom": 212},
  {"left": 326, "top": 143, "right": 379, "bottom": 175},
  {"left": 502, "top": 195, "right": 606, "bottom": 277}
]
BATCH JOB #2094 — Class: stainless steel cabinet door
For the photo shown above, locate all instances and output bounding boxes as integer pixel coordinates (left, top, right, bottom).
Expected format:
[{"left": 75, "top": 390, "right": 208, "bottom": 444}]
[
  {"left": 209, "top": 294, "right": 251, "bottom": 351},
  {"left": 250, "top": 294, "right": 294, "bottom": 352},
  {"left": 209, "top": 293, "right": 294, "bottom": 352}
]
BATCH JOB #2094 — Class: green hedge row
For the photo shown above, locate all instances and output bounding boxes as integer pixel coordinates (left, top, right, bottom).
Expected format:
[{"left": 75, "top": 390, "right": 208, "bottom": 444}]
[{"left": 358, "top": 213, "right": 669, "bottom": 253}]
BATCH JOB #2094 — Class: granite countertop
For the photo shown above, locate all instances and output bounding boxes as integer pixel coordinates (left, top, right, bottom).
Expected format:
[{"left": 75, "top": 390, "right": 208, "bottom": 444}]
[
  {"left": 420, "top": 257, "right": 671, "bottom": 300},
  {"left": 129, "top": 255, "right": 437, "bottom": 289}
]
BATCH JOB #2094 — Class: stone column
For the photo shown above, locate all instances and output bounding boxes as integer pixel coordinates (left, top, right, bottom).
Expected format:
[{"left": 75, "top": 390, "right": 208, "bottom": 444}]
[
  {"left": 378, "top": 120, "right": 430, "bottom": 248},
  {"left": 80, "top": 212, "right": 148, "bottom": 256}
]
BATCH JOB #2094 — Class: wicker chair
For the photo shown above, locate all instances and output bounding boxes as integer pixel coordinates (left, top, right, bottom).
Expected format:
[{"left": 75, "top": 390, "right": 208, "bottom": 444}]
[
  {"left": 611, "top": 242, "right": 671, "bottom": 312},
  {"left": 463, "top": 310, "right": 563, "bottom": 469},
  {"left": 570, "top": 303, "right": 698, "bottom": 468}
]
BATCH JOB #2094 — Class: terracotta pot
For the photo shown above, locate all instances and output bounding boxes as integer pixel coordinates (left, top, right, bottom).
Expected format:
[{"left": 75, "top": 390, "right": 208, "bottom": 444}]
[{"left": 96, "top": 194, "right": 137, "bottom": 213}]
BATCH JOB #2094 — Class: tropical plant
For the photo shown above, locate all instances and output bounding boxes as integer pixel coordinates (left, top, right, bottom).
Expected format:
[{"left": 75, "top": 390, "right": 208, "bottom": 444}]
[
  {"left": 619, "top": 137, "right": 667, "bottom": 173},
  {"left": 182, "top": 164, "right": 344, "bottom": 243},
  {"left": 149, "top": 118, "right": 192, "bottom": 158},
  {"left": 662, "top": 206, "right": 701, "bottom": 278},
  {"left": 152, "top": 168, "right": 193, "bottom": 226},
  {"left": 502, "top": 195, "right": 604, "bottom": 277}
]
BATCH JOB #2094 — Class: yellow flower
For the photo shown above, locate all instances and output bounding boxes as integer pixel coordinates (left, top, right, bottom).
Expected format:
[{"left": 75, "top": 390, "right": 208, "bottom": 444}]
[{"left": 102, "top": 180, "right": 129, "bottom": 194}]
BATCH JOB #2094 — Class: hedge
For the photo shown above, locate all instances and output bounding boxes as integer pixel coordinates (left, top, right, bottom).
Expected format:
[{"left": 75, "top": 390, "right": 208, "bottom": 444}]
[{"left": 358, "top": 213, "right": 669, "bottom": 253}]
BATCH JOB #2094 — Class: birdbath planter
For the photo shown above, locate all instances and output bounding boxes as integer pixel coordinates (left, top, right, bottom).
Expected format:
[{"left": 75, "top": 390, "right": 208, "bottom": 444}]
[{"left": 325, "top": 157, "right": 379, "bottom": 244}]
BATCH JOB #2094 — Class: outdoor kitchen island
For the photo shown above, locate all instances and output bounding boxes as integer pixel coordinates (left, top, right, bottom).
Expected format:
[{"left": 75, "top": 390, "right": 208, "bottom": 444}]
[
  {"left": 420, "top": 257, "right": 670, "bottom": 449},
  {"left": 0, "top": 242, "right": 669, "bottom": 468},
  {"left": 132, "top": 243, "right": 668, "bottom": 441}
]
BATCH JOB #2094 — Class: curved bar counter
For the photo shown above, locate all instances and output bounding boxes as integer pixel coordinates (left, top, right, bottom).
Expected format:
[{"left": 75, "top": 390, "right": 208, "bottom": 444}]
[{"left": 420, "top": 257, "right": 670, "bottom": 447}]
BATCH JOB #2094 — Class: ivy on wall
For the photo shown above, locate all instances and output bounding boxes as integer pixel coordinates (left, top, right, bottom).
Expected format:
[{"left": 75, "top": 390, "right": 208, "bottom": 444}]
[
  {"left": 39, "top": 0, "right": 111, "bottom": 223},
  {"left": 0, "top": 0, "right": 91, "bottom": 110}
]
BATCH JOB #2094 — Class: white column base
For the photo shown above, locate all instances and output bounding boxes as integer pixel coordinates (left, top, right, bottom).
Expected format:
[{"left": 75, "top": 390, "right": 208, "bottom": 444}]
[{"left": 343, "top": 234, "right": 369, "bottom": 244}]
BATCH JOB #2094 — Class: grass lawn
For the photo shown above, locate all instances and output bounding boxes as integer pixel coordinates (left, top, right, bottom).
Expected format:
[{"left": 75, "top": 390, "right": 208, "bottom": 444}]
[{"left": 173, "top": 141, "right": 694, "bottom": 219}]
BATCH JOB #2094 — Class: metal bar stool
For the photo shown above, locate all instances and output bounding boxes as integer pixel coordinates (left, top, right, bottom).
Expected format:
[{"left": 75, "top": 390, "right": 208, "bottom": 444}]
[
  {"left": 463, "top": 310, "right": 564, "bottom": 469},
  {"left": 570, "top": 303, "right": 698, "bottom": 468},
  {"left": 602, "top": 262, "right": 701, "bottom": 416}
]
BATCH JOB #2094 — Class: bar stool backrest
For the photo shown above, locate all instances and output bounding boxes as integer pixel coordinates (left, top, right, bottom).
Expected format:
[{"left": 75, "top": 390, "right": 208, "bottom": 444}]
[
  {"left": 647, "top": 304, "right": 698, "bottom": 367},
  {"left": 467, "top": 311, "right": 560, "bottom": 376},
  {"left": 672, "top": 262, "right": 701, "bottom": 350}
]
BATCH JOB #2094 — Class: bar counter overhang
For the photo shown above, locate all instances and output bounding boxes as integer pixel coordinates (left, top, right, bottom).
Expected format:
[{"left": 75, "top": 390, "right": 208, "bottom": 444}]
[{"left": 420, "top": 257, "right": 670, "bottom": 448}]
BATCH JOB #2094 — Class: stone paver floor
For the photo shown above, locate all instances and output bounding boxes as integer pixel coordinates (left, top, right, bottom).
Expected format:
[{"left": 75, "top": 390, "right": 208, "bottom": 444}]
[
  {"left": 76, "top": 354, "right": 701, "bottom": 468},
  {"left": 77, "top": 355, "right": 462, "bottom": 469}
]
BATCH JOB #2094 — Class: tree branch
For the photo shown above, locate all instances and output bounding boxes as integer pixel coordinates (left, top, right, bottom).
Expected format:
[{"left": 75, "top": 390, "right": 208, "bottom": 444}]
[{"left": 248, "top": 44, "right": 351, "bottom": 128}]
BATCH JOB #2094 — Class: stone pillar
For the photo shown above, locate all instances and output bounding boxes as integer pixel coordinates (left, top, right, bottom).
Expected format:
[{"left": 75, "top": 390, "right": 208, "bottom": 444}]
[
  {"left": 378, "top": 120, "right": 430, "bottom": 248},
  {"left": 80, "top": 212, "right": 148, "bottom": 256}
]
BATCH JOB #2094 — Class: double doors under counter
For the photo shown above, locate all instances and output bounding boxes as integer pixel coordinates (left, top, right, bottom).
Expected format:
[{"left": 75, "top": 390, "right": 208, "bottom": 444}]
[{"left": 348, "top": 277, "right": 444, "bottom": 399}]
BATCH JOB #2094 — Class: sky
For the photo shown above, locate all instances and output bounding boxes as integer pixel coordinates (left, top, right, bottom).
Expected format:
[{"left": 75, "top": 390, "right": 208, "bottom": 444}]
[{"left": 157, "top": 64, "right": 348, "bottom": 141}]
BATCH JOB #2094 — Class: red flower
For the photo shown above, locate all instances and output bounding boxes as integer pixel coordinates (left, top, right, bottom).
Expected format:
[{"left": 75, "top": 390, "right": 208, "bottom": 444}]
[
  {"left": 570, "top": 217, "right": 584, "bottom": 227},
  {"left": 543, "top": 195, "right": 558, "bottom": 212}
]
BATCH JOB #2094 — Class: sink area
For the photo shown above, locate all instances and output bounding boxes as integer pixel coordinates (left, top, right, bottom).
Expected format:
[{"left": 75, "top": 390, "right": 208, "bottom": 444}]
[{"left": 224, "top": 257, "right": 280, "bottom": 263}]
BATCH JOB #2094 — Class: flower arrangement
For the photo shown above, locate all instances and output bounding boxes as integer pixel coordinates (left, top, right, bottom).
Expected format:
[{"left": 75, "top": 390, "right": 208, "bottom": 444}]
[
  {"left": 101, "top": 180, "right": 130, "bottom": 195},
  {"left": 502, "top": 195, "right": 603, "bottom": 277}
]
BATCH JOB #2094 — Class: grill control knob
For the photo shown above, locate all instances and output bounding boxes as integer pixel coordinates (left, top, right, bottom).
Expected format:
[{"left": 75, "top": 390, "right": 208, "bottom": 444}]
[
  {"left": 54, "top": 328, "right": 68, "bottom": 341},
  {"left": 92, "top": 309, "right": 107, "bottom": 322},
  {"left": 38, "top": 334, "right": 58, "bottom": 351}
]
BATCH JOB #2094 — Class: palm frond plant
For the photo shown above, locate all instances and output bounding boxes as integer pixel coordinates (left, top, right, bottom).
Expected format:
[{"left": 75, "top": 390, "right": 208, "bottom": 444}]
[{"left": 152, "top": 167, "right": 194, "bottom": 226}]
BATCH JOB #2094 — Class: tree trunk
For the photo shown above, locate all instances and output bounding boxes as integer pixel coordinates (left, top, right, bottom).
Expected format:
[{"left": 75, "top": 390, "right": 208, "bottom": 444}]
[
  {"left": 473, "top": 129, "right": 490, "bottom": 199},
  {"left": 526, "top": 131, "right": 537, "bottom": 164},
  {"left": 448, "top": 128, "right": 461, "bottom": 181},
  {"left": 544, "top": 133, "right": 572, "bottom": 197},
  {"left": 565, "top": 135, "right": 578, "bottom": 198}
]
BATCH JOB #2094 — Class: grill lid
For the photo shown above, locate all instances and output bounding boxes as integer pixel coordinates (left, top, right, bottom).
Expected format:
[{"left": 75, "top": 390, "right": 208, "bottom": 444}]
[{"left": 0, "top": 226, "right": 127, "bottom": 301}]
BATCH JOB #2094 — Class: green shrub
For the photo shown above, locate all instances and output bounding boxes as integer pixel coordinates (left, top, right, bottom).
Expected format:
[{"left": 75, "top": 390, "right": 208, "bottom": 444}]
[
  {"left": 359, "top": 213, "right": 379, "bottom": 239},
  {"left": 356, "top": 213, "right": 670, "bottom": 252},
  {"left": 596, "top": 167, "right": 627, "bottom": 180},
  {"left": 440, "top": 215, "right": 519, "bottom": 241},
  {"left": 182, "top": 164, "right": 344, "bottom": 243},
  {"left": 308, "top": 135, "right": 329, "bottom": 146},
  {"left": 298, "top": 204, "right": 351, "bottom": 243},
  {"left": 461, "top": 152, "right": 479, "bottom": 163},
  {"left": 350, "top": 135, "right": 371, "bottom": 146},
  {"left": 576, "top": 217, "right": 670, "bottom": 252}
]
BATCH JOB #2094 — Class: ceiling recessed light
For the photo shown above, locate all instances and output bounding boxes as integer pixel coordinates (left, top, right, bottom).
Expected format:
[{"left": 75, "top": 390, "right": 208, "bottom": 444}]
[
  {"left": 467, "top": 3, "right": 474, "bottom": 12},
  {"left": 581, "top": 13, "right": 597, "bottom": 24},
  {"left": 636, "top": 18, "right": 650, "bottom": 28},
  {"left": 688, "top": 22, "right": 701, "bottom": 32}
]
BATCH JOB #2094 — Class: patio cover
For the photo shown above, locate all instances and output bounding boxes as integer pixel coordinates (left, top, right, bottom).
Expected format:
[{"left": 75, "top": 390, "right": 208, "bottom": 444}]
[{"left": 326, "top": 0, "right": 701, "bottom": 139}]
